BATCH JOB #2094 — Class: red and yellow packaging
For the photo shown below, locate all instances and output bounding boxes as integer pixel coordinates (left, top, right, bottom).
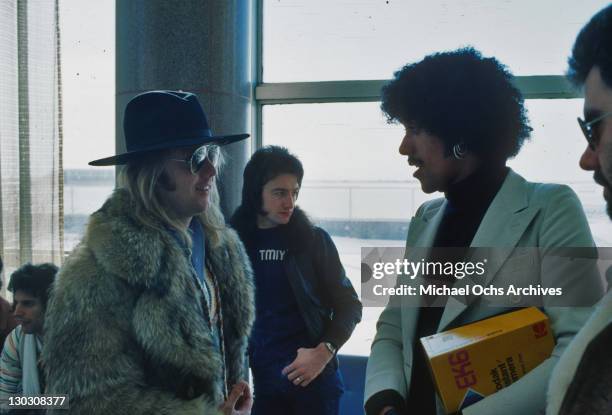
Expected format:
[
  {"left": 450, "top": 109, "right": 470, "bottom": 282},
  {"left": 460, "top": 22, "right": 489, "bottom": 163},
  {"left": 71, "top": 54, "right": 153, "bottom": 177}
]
[{"left": 420, "top": 307, "right": 555, "bottom": 414}]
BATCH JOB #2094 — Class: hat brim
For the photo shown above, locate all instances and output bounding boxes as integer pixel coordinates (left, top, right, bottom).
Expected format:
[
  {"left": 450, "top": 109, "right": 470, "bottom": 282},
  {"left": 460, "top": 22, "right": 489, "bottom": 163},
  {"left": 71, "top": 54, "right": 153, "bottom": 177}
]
[{"left": 88, "top": 133, "right": 249, "bottom": 166}]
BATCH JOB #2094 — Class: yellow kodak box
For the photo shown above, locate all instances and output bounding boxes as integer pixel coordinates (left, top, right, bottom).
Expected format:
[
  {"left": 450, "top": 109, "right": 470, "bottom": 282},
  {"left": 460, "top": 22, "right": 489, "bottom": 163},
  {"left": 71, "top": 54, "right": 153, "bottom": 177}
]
[{"left": 420, "top": 307, "right": 555, "bottom": 414}]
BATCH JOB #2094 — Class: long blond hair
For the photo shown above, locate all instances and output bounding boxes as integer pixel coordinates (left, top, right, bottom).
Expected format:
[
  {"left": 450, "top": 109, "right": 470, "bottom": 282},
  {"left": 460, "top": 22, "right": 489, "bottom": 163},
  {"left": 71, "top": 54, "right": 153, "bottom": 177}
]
[{"left": 117, "top": 149, "right": 227, "bottom": 248}]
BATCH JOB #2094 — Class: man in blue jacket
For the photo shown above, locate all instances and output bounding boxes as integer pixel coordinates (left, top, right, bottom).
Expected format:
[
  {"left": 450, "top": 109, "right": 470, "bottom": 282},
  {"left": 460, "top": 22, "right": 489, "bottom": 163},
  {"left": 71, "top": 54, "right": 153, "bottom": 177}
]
[{"left": 231, "top": 145, "right": 362, "bottom": 415}]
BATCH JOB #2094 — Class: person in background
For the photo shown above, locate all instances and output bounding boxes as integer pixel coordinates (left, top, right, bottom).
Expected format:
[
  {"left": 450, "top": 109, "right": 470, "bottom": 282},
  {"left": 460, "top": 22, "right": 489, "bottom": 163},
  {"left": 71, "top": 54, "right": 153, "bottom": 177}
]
[
  {"left": 0, "top": 263, "right": 58, "bottom": 406},
  {"left": 43, "top": 90, "right": 254, "bottom": 415},
  {"left": 364, "top": 47, "right": 603, "bottom": 415},
  {"left": 231, "top": 146, "right": 362, "bottom": 415},
  {"left": 546, "top": 5, "right": 612, "bottom": 415},
  {"left": 0, "top": 257, "right": 17, "bottom": 348}
]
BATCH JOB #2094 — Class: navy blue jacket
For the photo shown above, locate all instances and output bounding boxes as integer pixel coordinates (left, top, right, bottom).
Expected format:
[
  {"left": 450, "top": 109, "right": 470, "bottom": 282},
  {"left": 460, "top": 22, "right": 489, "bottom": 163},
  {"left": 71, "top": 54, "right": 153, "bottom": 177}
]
[
  {"left": 283, "top": 226, "right": 362, "bottom": 354},
  {"left": 231, "top": 206, "right": 362, "bottom": 359}
]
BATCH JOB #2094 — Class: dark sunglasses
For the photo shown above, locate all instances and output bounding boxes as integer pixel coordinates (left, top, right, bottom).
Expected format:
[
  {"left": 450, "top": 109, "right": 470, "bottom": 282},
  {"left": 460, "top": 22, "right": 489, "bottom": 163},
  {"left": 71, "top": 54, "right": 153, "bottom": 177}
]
[
  {"left": 577, "top": 111, "right": 612, "bottom": 150},
  {"left": 168, "top": 144, "right": 220, "bottom": 174}
]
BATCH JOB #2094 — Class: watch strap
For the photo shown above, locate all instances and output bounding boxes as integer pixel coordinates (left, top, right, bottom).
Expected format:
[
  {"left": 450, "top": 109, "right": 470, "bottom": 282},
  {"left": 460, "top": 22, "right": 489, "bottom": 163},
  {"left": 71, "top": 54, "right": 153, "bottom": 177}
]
[{"left": 323, "top": 341, "right": 337, "bottom": 355}]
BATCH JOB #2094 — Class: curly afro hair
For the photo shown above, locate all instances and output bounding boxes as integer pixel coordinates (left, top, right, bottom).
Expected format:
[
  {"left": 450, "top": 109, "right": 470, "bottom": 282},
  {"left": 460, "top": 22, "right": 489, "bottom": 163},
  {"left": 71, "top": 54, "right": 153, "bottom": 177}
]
[
  {"left": 568, "top": 4, "right": 612, "bottom": 89},
  {"left": 381, "top": 47, "right": 531, "bottom": 161}
]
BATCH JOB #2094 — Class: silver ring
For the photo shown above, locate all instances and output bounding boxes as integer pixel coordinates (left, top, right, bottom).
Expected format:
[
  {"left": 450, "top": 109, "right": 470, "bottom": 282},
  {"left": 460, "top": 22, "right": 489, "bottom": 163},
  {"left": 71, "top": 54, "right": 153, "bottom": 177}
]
[{"left": 296, "top": 376, "right": 302, "bottom": 382}]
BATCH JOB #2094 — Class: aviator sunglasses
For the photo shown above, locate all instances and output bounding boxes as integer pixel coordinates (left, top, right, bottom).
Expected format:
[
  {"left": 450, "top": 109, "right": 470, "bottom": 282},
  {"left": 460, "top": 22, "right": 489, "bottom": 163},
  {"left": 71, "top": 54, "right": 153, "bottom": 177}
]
[
  {"left": 577, "top": 111, "right": 612, "bottom": 150},
  {"left": 168, "top": 144, "right": 220, "bottom": 174}
]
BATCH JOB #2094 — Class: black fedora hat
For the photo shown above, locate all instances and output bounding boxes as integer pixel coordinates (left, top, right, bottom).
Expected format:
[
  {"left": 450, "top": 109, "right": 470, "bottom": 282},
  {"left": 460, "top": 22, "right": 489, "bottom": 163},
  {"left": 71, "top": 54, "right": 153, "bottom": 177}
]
[{"left": 89, "top": 90, "right": 249, "bottom": 166}]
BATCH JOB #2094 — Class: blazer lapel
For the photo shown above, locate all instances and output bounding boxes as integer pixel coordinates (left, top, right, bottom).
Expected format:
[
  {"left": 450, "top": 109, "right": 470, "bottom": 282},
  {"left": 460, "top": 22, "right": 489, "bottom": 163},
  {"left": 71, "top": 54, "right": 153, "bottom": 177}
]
[
  {"left": 437, "top": 170, "right": 541, "bottom": 331},
  {"left": 402, "top": 199, "right": 446, "bottom": 315},
  {"left": 406, "top": 199, "right": 447, "bottom": 248},
  {"left": 470, "top": 170, "right": 540, "bottom": 285}
]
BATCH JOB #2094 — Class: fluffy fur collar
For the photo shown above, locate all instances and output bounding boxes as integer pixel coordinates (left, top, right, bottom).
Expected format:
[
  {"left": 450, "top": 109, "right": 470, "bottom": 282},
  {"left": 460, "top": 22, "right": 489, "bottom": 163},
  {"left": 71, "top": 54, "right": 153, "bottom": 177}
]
[
  {"left": 46, "top": 188, "right": 254, "bottom": 408},
  {"left": 90, "top": 188, "right": 254, "bottom": 383}
]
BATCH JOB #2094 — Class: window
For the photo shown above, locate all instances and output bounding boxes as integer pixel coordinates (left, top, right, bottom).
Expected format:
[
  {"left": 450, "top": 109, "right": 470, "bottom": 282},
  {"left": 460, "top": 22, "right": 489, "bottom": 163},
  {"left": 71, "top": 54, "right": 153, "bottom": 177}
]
[
  {"left": 263, "top": 0, "right": 608, "bottom": 82},
  {"left": 259, "top": 0, "right": 612, "bottom": 355},
  {"left": 60, "top": 0, "right": 115, "bottom": 251}
]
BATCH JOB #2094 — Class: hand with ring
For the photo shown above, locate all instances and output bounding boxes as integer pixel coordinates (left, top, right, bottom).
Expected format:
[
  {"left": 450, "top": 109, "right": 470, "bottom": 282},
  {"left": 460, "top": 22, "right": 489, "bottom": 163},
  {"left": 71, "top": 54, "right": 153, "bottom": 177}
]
[{"left": 282, "top": 343, "right": 334, "bottom": 387}]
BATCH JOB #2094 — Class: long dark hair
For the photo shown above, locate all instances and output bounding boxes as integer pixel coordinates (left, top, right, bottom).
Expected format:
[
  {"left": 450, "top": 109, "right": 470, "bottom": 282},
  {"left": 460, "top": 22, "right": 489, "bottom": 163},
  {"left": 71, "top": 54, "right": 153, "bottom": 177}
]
[{"left": 231, "top": 146, "right": 314, "bottom": 252}]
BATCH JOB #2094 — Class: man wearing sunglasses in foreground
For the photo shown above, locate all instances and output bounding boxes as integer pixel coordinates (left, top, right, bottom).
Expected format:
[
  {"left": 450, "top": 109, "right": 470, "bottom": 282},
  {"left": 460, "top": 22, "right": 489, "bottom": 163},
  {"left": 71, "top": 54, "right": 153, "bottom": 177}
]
[
  {"left": 43, "top": 91, "right": 255, "bottom": 415},
  {"left": 546, "top": 5, "right": 612, "bottom": 415}
]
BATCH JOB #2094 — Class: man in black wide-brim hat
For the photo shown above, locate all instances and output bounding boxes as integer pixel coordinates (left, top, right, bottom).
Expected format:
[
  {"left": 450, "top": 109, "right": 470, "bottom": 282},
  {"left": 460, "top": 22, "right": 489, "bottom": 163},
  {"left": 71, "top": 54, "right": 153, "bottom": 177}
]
[{"left": 43, "top": 90, "right": 255, "bottom": 415}]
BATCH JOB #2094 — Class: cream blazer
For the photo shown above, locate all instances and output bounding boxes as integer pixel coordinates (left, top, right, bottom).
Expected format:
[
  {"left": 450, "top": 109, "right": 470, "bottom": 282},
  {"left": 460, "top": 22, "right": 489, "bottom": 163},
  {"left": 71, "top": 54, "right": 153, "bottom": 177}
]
[{"left": 365, "top": 169, "right": 604, "bottom": 415}]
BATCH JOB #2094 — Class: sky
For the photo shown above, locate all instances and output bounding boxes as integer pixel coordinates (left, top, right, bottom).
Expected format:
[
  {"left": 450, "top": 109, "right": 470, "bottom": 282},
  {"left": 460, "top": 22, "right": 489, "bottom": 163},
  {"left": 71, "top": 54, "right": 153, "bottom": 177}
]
[{"left": 60, "top": 0, "right": 114, "bottom": 169}]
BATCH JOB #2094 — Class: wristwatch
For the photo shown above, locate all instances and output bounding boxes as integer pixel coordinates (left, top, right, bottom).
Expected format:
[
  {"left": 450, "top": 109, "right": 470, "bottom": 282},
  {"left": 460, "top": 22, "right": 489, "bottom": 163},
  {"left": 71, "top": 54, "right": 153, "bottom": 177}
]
[{"left": 323, "top": 341, "right": 337, "bottom": 355}]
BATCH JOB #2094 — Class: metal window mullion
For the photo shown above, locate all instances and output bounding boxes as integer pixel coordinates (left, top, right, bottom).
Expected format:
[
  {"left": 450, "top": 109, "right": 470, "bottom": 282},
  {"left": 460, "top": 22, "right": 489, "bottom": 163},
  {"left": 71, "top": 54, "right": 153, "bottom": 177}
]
[
  {"left": 255, "top": 75, "right": 581, "bottom": 104},
  {"left": 252, "top": 0, "right": 263, "bottom": 151}
]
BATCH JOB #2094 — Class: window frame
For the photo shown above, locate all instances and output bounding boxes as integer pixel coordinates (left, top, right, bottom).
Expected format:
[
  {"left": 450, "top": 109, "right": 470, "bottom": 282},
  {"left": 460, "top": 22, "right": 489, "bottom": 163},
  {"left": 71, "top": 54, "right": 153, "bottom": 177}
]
[{"left": 253, "top": 1, "right": 582, "bottom": 132}]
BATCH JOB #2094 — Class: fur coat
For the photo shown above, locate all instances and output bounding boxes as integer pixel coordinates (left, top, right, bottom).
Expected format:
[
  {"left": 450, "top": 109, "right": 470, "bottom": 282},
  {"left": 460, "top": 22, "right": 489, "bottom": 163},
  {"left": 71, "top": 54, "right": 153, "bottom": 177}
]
[{"left": 42, "top": 189, "right": 254, "bottom": 414}]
